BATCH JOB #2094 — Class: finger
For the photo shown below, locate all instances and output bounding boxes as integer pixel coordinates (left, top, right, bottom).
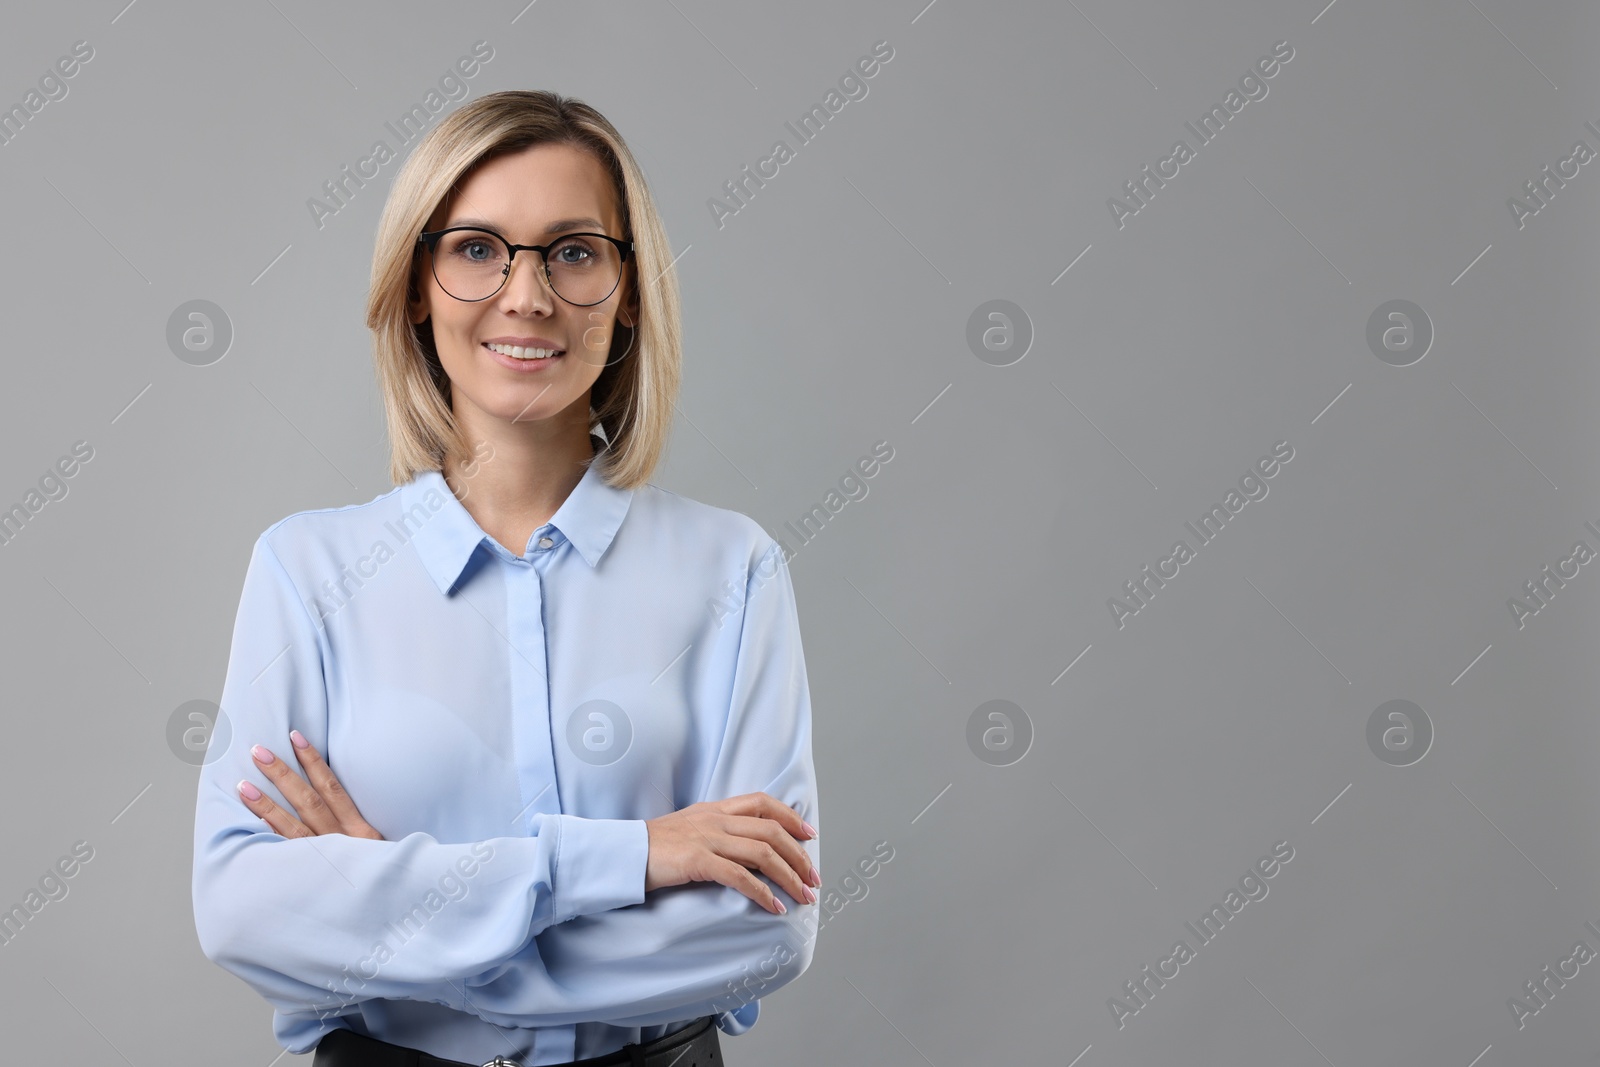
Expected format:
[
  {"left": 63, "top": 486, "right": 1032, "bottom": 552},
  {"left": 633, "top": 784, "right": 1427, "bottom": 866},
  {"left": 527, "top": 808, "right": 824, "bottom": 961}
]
[
  {"left": 250, "top": 744, "right": 339, "bottom": 835},
  {"left": 717, "top": 831, "right": 816, "bottom": 909},
  {"left": 287, "top": 731, "right": 383, "bottom": 839},
  {"left": 758, "top": 792, "right": 818, "bottom": 841},
  {"left": 237, "top": 779, "right": 315, "bottom": 839},
  {"left": 725, "top": 813, "right": 821, "bottom": 888},
  {"left": 709, "top": 855, "right": 790, "bottom": 915},
  {"left": 703, "top": 797, "right": 817, "bottom": 894},
  {"left": 716, "top": 792, "right": 817, "bottom": 842}
]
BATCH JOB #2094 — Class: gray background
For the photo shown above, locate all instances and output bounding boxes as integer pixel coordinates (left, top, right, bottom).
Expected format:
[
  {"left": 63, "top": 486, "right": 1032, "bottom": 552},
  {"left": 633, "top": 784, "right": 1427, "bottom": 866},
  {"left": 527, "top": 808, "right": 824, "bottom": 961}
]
[{"left": 1, "top": 0, "right": 1597, "bottom": 1064}]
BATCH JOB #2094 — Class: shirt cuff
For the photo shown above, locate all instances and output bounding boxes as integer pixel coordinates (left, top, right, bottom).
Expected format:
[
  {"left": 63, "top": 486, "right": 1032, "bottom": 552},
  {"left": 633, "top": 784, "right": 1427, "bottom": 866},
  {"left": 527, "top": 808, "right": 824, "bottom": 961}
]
[
  {"left": 551, "top": 814, "right": 649, "bottom": 925},
  {"left": 717, "top": 1000, "right": 761, "bottom": 1035}
]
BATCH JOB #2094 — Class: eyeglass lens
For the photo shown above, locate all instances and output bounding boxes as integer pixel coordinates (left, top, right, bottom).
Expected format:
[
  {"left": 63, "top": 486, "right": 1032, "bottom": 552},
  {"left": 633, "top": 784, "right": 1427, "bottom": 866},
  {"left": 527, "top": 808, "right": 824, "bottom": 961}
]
[{"left": 430, "top": 230, "right": 622, "bottom": 304}]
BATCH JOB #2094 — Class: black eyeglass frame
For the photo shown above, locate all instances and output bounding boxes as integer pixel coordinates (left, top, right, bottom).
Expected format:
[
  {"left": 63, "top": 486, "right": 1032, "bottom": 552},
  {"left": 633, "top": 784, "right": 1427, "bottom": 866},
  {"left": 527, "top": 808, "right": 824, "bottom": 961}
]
[{"left": 416, "top": 226, "right": 635, "bottom": 307}]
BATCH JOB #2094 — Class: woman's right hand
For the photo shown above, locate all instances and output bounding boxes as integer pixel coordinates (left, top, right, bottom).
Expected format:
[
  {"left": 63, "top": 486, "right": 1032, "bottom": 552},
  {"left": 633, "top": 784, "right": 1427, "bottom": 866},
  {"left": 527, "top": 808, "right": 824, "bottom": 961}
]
[{"left": 644, "top": 792, "right": 820, "bottom": 914}]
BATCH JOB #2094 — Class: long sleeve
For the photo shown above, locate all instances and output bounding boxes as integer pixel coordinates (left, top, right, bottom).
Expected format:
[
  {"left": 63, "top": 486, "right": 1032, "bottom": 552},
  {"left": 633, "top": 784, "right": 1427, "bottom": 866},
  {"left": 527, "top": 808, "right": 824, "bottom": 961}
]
[
  {"left": 451, "top": 540, "right": 820, "bottom": 1032},
  {"left": 191, "top": 532, "right": 650, "bottom": 1035}
]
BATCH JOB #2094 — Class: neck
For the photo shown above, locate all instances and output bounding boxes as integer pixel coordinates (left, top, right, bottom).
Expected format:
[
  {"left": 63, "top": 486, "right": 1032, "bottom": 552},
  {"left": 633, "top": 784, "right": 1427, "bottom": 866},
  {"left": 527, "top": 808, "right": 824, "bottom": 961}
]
[{"left": 440, "top": 413, "right": 600, "bottom": 539}]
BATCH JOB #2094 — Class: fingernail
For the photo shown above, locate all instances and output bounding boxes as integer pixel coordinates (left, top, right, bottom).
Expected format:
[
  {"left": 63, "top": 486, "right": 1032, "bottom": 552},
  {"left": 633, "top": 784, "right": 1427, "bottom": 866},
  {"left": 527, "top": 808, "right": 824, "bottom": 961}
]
[
  {"left": 237, "top": 780, "right": 262, "bottom": 801},
  {"left": 809, "top": 865, "right": 820, "bottom": 887},
  {"left": 774, "top": 898, "right": 787, "bottom": 914},
  {"left": 802, "top": 821, "right": 817, "bottom": 838},
  {"left": 289, "top": 730, "right": 309, "bottom": 750},
  {"left": 803, "top": 885, "right": 817, "bottom": 903},
  {"left": 251, "top": 744, "right": 275, "bottom": 764}
]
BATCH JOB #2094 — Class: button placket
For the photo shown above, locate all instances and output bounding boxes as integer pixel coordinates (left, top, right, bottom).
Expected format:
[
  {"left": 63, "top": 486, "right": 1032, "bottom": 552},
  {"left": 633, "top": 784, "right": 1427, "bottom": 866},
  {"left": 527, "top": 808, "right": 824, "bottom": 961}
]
[
  {"left": 520, "top": 542, "right": 579, "bottom": 1065},
  {"left": 504, "top": 555, "right": 559, "bottom": 832}
]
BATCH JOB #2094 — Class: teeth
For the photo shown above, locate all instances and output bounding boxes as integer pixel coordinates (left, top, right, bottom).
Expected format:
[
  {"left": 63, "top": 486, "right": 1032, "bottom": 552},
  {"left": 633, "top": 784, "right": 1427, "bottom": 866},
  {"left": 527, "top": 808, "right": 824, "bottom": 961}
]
[{"left": 487, "top": 343, "right": 562, "bottom": 360}]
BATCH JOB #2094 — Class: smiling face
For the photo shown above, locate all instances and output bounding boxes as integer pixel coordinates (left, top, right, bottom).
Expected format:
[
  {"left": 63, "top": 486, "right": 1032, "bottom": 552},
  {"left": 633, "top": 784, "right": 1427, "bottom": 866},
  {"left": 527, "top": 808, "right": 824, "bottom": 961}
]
[{"left": 408, "top": 141, "right": 638, "bottom": 439}]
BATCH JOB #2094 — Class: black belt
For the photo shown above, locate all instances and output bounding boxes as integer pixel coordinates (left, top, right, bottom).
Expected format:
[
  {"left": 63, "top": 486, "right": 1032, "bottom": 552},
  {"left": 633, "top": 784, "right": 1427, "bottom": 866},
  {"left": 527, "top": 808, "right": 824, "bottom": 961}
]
[{"left": 312, "top": 1015, "right": 720, "bottom": 1067}]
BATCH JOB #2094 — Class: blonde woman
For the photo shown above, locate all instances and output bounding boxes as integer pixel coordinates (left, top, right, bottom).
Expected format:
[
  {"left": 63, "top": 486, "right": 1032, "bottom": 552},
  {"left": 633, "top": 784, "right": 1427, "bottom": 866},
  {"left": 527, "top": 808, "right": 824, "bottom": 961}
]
[{"left": 192, "top": 90, "right": 821, "bottom": 1067}]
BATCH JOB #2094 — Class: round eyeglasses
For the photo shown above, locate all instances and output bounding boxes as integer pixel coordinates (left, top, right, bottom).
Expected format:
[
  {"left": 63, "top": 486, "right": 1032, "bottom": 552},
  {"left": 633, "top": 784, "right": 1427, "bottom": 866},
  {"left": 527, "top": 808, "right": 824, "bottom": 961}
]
[{"left": 416, "top": 226, "right": 634, "bottom": 306}]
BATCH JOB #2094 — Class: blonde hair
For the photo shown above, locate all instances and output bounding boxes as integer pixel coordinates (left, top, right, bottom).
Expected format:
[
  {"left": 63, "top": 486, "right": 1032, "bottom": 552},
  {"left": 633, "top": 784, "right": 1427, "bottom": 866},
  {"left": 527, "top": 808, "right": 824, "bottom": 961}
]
[{"left": 365, "top": 90, "right": 681, "bottom": 491}]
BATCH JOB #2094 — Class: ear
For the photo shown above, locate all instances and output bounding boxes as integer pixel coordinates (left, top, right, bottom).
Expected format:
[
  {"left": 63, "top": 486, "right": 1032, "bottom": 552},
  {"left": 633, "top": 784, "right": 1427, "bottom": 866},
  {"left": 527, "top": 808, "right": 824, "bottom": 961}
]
[
  {"left": 618, "top": 275, "right": 641, "bottom": 330},
  {"left": 406, "top": 271, "right": 429, "bottom": 326}
]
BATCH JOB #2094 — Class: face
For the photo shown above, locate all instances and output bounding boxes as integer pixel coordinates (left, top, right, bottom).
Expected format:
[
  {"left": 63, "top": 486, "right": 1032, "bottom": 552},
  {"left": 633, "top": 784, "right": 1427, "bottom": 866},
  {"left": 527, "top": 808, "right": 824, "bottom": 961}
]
[{"left": 408, "top": 142, "right": 638, "bottom": 441}]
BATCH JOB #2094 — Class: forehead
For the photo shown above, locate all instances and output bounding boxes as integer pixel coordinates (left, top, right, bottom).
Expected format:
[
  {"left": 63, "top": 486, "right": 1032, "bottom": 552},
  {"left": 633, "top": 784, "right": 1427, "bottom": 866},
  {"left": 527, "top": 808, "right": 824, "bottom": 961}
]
[{"left": 437, "top": 142, "right": 622, "bottom": 235}]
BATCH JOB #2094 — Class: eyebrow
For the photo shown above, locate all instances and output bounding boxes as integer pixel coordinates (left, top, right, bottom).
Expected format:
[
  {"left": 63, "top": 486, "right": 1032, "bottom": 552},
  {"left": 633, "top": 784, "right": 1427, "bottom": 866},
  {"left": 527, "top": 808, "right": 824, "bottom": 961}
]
[{"left": 446, "top": 216, "right": 608, "bottom": 236}]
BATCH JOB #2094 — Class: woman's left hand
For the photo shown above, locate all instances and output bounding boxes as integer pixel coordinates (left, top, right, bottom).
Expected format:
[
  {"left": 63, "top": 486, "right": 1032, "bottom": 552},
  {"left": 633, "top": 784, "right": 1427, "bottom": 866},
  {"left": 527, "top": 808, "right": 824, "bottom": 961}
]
[{"left": 237, "top": 730, "right": 386, "bottom": 840}]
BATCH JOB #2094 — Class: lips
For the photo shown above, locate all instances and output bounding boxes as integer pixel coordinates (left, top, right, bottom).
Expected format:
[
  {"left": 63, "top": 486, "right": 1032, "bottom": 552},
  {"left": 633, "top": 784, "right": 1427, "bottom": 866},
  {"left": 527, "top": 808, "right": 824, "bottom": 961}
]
[
  {"left": 482, "top": 342, "right": 565, "bottom": 371},
  {"left": 482, "top": 336, "right": 564, "bottom": 351},
  {"left": 484, "top": 342, "right": 563, "bottom": 359}
]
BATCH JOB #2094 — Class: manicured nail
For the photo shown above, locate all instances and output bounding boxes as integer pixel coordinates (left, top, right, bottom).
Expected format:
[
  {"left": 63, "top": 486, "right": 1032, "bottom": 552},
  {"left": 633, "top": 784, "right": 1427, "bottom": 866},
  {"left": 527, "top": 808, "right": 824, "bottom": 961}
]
[
  {"left": 809, "top": 865, "right": 820, "bottom": 887},
  {"left": 803, "top": 885, "right": 817, "bottom": 903},
  {"left": 802, "top": 821, "right": 817, "bottom": 838},
  {"left": 251, "top": 744, "right": 275, "bottom": 764},
  {"left": 774, "top": 898, "right": 787, "bottom": 914},
  {"left": 289, "top": 730, "right": 309, "bottom": 750},
  {"left": 237, "top": 780, "right": 262, "bottom": 801}
]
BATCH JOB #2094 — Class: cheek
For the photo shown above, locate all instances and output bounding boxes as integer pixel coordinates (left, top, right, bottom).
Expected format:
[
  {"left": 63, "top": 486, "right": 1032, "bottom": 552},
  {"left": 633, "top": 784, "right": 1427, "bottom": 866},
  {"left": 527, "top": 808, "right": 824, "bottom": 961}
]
[
  {"left": 577, "top": 314, "right": 615, "bottom": 355},
  {"left": 432, "top": 299, "right": 486, "bottom": 343},
  {"left": 568, "top": 342, "right": 613, "bottom": 379},
  {"left": 432, "top": 309, "right": 483, "bottom": 359}
]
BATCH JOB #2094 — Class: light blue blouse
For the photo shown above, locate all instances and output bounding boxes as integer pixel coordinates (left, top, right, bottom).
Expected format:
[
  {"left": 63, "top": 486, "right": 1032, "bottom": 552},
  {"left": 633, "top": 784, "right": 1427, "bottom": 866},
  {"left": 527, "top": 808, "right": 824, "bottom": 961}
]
[{"left": 191, "top": 436, "right": 820, "bottom": 1064}]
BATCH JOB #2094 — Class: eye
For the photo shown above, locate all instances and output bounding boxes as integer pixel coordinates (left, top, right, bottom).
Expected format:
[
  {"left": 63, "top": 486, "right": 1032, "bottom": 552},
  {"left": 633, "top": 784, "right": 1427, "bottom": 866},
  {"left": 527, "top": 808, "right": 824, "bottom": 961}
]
[
  {"left": 441, "top": 233, "right": 503, "bottom": 264},
  {"left": 550, "top": 238, "right": 598, "bottom": 266}
]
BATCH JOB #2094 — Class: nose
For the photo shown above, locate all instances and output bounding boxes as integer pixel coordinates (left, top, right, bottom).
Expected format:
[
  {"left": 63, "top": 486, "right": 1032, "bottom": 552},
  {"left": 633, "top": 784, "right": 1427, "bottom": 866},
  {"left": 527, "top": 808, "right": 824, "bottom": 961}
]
[{"left": 497, "top": 250, "right": 557, "bottom": 314}]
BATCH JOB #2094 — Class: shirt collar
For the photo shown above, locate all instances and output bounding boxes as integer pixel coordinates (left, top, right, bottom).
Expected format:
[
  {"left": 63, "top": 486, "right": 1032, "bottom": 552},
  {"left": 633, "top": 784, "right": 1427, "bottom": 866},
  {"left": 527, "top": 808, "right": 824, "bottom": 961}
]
[{"left": 399, "top": 434, "right": 633, "bottom": 596}]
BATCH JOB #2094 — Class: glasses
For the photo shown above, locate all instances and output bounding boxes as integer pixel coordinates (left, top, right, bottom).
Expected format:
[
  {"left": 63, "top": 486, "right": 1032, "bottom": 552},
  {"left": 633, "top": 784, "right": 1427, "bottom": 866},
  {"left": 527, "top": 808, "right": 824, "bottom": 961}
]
[{"left": 416, "top": 226, "right": 634, "bottom": 306}]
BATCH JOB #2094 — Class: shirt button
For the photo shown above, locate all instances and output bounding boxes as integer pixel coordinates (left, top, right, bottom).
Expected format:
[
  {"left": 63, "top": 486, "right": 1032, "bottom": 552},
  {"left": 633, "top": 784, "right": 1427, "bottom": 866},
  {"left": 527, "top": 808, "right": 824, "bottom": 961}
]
[{"left": 538, "top": 537, "right": 554, "bottom": 549}]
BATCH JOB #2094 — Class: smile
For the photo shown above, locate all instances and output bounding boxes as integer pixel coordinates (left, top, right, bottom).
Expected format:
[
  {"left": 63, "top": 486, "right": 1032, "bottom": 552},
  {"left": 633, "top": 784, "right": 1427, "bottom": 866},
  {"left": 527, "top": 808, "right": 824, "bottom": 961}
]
[{"left": 485, "top": 342, "right": 563, "bottom": 360}]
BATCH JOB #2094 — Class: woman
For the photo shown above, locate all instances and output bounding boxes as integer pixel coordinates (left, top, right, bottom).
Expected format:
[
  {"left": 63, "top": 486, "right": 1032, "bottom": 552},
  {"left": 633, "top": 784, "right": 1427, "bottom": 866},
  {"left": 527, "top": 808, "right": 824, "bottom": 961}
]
[{"left": 191, "top": 90, "right": 821, "bottom": 1067}]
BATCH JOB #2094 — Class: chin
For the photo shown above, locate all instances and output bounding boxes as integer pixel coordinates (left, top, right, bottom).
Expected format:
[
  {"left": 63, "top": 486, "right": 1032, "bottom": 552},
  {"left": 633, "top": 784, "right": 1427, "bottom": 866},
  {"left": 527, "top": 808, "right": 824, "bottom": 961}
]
[{"left": 493, "top": 393, "right": 567, "bottom": 423}]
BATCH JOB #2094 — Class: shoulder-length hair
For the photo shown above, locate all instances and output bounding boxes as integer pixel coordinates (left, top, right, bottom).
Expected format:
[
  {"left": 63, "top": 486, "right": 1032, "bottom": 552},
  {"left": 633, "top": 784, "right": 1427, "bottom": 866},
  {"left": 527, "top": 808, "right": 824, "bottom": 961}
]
[{"left": 365, "top": 89, "right": 681, "bottom": 491}]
